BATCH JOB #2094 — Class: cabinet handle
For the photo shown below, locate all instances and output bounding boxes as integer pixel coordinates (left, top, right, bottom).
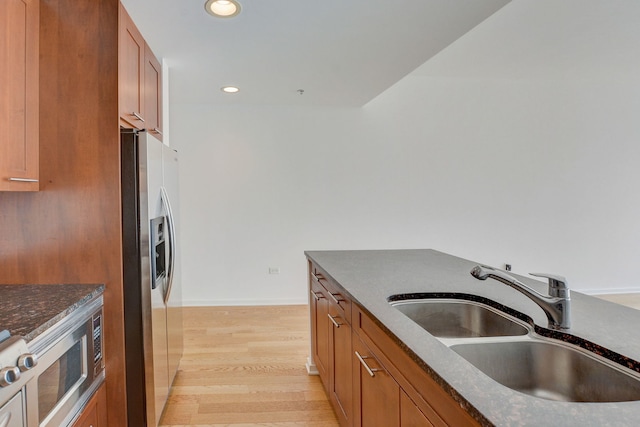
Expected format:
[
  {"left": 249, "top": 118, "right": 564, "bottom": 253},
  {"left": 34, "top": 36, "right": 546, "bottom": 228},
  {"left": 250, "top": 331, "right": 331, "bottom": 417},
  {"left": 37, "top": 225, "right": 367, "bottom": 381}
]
[
  {"left": 152, "top": 127, "right": 163, "bottom": 135},
  {"left": 329, "top": 292, "right": 344, "bottom": 304},
  {"left": 131, "top": 112, "right": 145, "bottom": 122},
  {"left": 355, "top": 351, "right": 379, "bottom": 377},
  {"left": 328, "top": 314, "right": 342, "bottom": 328},
  {"left": 313, "top": 272, "right": 324, "bottom": 281},
  {"left": 8, "top": 178, "right": 38, "bottom": 182},
  {"left": 311, "top": 290, "right": 325, "bottom": 301}
]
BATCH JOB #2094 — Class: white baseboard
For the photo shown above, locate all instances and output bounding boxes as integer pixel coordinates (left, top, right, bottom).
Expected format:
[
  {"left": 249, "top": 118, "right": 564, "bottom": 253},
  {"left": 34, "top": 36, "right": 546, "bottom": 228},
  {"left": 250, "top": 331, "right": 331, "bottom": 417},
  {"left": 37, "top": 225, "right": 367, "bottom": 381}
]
[
  {"left": 182, "top": 297, "right": 307, "bottom": 307},
  {"left": 306, "top": 357, "right": 319, "bottom": 376}
]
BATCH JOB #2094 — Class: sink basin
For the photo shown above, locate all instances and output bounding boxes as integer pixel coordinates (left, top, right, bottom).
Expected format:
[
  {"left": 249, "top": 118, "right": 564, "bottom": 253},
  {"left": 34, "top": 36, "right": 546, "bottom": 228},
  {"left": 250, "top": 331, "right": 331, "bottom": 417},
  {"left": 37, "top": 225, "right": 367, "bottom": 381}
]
[
  {"left": 451, "top": 339, "right": 640, "bottom": 402},
  {"left": 390, "top": 298, "right": 529, "bottom": 338}
]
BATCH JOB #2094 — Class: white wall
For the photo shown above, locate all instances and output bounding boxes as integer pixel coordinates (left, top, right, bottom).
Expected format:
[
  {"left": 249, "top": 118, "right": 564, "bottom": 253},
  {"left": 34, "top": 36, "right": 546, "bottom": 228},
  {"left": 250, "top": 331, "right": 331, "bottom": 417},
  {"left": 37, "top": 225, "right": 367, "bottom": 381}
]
[{"left": 170, "top": 0, "right": 640, "bottom": 305}]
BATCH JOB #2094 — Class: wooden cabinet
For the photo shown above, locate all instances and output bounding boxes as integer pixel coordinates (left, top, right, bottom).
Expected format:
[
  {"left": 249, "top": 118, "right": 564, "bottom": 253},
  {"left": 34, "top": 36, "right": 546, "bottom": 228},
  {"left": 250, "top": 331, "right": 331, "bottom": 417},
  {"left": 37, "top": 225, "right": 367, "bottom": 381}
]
[
  {"left": 119, "top": 3, "right": 164, "bottom": 136},
  {"left": 327, "top": 287, "right": 352, "bottom": 426},
  {"left": 119, "top": 2, "right": 146, "bottom": 129},
  {"left": 309, "top": 257, "right": 480, "bottom": 427},
  {"left": 144, "top": 44, "right": 163, "bottom": 140},
  {"left": 72, "top": 383, "right": 107, "bottom": 427},
  {"left": 353, "top": 333, "right": 400, "bottom": 427},
  {"left": 310, "top": 272, "right": 330, "bottom": 387},
  {"left": 352, "top": 304, "right": 480, "bottom": 427},
  {"left": 0, "top": 0, "right": 39, "bottom": 191},
  {"left": 352, "top": 331, "right": 434, "bottom": 427},
  {"left": 401, "top": 390, "right": 435, "bottom": 427},
  {"left": 309, "top": 262, "right": 353, "bottom": 427}
]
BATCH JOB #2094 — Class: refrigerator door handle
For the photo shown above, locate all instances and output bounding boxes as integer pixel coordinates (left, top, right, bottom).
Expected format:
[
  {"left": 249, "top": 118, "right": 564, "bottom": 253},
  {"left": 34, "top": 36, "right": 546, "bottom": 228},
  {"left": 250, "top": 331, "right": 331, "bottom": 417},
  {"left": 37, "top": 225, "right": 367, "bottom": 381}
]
[{"left": 160, "top": 186, "right": 176, "bottom": 305}]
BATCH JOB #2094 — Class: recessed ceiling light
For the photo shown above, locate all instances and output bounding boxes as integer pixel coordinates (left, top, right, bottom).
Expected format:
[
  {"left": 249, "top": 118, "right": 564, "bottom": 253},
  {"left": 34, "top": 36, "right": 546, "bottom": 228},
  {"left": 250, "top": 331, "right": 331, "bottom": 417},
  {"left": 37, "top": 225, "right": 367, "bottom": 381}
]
[
  {"left": 205, "top": 0, "right": 241, "bottom": 18},
  {"left": 221, "top": 86, "right": 240, "bottom": 93}
]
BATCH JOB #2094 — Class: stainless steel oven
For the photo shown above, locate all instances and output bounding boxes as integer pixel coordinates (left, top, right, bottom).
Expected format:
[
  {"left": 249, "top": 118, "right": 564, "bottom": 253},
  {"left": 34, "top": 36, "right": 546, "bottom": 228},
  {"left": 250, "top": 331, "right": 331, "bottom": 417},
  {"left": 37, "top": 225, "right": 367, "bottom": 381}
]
[
  {"left": 0, "top": 336, "right": 37, "bottom": 427},
  {"left": 25, "top": 296, "right": 104, "bottom": 427}
]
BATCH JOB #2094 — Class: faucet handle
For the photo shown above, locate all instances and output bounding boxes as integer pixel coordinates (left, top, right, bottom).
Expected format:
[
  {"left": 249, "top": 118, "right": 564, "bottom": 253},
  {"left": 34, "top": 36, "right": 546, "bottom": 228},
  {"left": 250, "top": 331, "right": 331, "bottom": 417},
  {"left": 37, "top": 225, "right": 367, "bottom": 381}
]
[{"left": 530, "top": 273, "right": 570, "bottom": 298}]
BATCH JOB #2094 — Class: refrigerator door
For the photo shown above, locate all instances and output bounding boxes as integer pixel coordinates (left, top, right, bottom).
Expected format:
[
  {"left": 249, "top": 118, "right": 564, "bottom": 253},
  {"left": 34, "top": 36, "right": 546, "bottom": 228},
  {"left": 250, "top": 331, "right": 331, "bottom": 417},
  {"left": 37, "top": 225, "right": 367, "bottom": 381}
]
[
  {"left": 161, "top": 143, "right": 184, "bottom": 387},
  {"left": 146, "top": 134, "right": 170, "bottom": 426},
  {"left": 122, "top": 130, "right": 182, "bottom": 427},
  {"left": 122, "top": 130, "right": 154, "bottom": 427}
]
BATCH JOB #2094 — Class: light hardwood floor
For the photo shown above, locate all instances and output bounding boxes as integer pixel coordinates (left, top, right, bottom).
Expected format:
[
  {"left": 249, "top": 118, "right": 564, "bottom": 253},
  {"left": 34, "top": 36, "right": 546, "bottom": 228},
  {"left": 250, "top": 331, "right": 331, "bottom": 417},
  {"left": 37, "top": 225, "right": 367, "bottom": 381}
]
[
  {"left": 595, "top": 293, "right": 640, "bottom": 310},
  {"left": 159, "top": 305, "right": 339, "bottom": 427},
  {"left": 160, "top": 295, "right": 639, "bottom": 426}
]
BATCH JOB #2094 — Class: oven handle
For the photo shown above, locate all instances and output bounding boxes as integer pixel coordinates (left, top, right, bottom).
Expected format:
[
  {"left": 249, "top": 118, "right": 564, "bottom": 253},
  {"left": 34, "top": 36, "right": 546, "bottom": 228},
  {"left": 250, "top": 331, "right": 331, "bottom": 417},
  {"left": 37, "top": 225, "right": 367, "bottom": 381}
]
[{"left": 160, "top": 187, "right": 176, "bottom": 305}]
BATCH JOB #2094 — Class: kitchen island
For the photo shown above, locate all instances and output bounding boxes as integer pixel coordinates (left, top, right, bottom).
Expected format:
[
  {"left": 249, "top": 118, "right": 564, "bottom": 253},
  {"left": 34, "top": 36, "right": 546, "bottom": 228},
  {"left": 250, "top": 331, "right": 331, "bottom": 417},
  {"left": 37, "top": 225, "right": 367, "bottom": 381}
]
[{"left": 305, "top": 249, "right": 640, "bottom": 426}]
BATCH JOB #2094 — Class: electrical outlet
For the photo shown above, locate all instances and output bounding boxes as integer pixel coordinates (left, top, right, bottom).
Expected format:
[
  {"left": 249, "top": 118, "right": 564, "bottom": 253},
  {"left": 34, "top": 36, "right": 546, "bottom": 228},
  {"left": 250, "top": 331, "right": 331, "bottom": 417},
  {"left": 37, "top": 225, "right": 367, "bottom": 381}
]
[{"left": 268, "top": 267, "right": 280, "bottom": 274}]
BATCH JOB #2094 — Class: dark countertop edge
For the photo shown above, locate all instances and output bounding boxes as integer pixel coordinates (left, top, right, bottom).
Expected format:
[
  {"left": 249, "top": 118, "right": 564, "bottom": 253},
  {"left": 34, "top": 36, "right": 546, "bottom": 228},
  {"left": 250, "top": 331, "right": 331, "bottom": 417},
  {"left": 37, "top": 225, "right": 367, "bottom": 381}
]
[
  {"left": 24, "top": 284, "right": 105, "bottom": 341},
  {"left": 18, "top": 284, "right": 105, "bottom": 342}
]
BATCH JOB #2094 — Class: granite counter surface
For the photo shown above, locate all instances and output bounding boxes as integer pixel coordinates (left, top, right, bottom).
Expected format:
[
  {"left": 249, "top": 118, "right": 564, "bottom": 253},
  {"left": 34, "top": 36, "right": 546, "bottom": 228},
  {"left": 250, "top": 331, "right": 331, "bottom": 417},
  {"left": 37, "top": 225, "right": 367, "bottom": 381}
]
[
  {"left": 305, "top": 249, "right": 640, "bottom": 427},
  {"left": 0, "top": 284, "right": 104, "bottom": 342}
]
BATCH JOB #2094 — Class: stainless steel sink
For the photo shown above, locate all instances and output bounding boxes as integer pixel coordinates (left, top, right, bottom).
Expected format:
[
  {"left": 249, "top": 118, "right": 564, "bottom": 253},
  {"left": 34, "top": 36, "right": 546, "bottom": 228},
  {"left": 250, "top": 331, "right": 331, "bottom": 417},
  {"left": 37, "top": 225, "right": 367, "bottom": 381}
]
[
  {"left": 390, "top": 298, "right": 529, "bottom": 338},
  {"left": 451, "top": 339, "right": 640, "bottom": 402}
]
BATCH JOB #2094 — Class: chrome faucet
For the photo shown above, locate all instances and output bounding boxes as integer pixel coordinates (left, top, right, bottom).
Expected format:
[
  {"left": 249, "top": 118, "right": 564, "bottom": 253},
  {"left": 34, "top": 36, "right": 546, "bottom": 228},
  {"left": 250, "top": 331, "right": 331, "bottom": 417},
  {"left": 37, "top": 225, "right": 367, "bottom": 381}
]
[{"left": 470, "top": 265, "right": 571, "bottom": 330}]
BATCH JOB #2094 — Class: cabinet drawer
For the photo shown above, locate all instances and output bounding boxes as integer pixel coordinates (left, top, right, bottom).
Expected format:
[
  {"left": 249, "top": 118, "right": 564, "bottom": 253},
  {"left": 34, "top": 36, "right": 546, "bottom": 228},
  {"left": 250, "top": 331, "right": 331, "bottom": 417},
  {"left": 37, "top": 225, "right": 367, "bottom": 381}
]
[
  {"left": 311, "top": 264, "right": 351, "bottom": 324},
  {"left": 310, "top": 275, "right": 327, "bottom": 300}
]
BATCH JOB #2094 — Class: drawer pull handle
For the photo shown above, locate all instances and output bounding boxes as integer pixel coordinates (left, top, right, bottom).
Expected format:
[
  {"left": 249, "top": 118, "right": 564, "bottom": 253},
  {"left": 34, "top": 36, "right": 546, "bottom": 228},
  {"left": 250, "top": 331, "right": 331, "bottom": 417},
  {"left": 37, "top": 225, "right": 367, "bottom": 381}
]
[
  {"left": 131, "top": 111, "right": 145, "bottom": 122},
  {"left": 151, "top": 127, "right": 163, "bottom": 135},
  {"left": 8, "top": 177, "right": 38, "bottom": 182},
  {"left": 355, "top": 351, "right": 379, "bottom": 377},
  {"left": 329, "top": 292, "right": 343, "bottom": 304},
  {"left": 328, "top": 314, "right": 342, "bottom": 328},
  {"left": 313, "top": 272, "right": 324, "bottom": 281},
  {"left": 311, "top": 291, "right": 324, "bottom": 301}
]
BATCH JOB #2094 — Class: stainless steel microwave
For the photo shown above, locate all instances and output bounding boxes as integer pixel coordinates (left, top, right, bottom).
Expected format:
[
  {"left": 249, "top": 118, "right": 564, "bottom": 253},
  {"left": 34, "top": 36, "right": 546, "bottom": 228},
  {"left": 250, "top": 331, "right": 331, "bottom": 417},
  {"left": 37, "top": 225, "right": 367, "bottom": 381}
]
[{"left": 25, "top": 296, "right": 105, "bottom": 427}]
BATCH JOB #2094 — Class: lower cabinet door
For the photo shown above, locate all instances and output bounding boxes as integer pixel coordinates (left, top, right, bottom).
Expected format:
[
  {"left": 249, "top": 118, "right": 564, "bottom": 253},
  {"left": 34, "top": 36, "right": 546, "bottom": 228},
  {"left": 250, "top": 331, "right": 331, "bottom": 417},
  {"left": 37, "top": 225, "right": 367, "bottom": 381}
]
[
  {"left": 72, "top": 384, "right": 107, "bottom": 427},
  {"left": 329, "top": 306, "right": 352, "bottom": 426},
  {"left": 400, "top": 390, "right": 435, "bottom": 427},
  {"left": 311, "top": 286, "right": 330, "bottom": 390},
  {"left": 353, "top": 333, "right": 400, "bottom": 427}
]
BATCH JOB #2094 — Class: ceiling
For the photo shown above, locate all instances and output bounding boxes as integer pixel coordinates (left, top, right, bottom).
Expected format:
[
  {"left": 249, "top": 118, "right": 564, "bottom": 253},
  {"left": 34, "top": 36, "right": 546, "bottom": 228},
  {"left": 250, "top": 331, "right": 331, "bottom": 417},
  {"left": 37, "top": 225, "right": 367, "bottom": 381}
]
[
  {"left": 412, "top": 0, "right": 640, "bottom": 81},
  {"left": 119, "top": 0, "right": 510, "bottom": 107}
]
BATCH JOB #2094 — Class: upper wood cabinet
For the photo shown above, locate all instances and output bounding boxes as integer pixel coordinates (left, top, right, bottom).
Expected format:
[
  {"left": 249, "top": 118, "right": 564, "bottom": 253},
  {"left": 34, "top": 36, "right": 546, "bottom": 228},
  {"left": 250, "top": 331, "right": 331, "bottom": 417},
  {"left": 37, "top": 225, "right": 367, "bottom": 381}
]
[
  {"left": 0, "top": 0, "right": 39, "bottom": 191},
  {"left": 144, "top": 43, "right": 163, "bottom": 141},
  {"left": 119, "top": 3, "right": 164, "bottom": 136},
  {"left": 119, "top": 3, "right": 146, "bottom": 129}
]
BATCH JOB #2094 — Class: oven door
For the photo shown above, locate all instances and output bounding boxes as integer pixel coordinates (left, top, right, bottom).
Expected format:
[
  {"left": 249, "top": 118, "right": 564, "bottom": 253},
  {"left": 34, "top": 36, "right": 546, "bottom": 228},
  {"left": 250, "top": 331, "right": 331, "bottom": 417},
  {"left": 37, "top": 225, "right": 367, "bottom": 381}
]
[{"left": 0, "top": 391, "right": 25, "bottom": 427}]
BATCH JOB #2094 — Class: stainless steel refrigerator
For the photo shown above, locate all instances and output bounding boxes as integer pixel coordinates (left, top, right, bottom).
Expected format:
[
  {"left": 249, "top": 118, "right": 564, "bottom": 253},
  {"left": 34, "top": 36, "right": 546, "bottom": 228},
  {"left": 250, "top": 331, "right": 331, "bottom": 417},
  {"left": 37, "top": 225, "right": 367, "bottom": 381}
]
[{"left": 121, "top": 129, "right": 184, "bottom": 427}]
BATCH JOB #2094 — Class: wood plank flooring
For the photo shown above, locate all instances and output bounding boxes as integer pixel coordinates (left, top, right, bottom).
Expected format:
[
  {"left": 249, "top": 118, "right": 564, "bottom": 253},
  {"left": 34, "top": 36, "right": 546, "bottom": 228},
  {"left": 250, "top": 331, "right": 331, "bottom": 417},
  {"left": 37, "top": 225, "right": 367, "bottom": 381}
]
[
  {"left": 595, "top": 293, "right": 640, "bottom": 310},
  {"left": 159, "top": 305, "right": 339, "bottom": 427},
  {"left": 160, "top": 295, "right": 639, "bottom": 426}
]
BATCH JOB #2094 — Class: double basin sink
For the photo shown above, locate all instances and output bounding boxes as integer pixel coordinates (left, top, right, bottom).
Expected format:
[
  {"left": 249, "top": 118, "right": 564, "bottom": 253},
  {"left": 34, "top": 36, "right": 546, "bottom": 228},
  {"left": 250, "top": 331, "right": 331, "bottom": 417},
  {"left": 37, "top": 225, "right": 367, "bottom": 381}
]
[{"left": 389, "top": 296, "right": 640, "bottom": 403}]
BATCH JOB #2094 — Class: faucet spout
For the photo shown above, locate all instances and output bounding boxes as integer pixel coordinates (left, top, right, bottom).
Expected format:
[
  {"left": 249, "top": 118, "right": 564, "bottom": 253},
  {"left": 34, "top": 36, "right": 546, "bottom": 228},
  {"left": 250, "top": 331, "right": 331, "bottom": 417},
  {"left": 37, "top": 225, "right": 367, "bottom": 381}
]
[{"left": 470, "top": 265, "right": 571, "bottom": 330}]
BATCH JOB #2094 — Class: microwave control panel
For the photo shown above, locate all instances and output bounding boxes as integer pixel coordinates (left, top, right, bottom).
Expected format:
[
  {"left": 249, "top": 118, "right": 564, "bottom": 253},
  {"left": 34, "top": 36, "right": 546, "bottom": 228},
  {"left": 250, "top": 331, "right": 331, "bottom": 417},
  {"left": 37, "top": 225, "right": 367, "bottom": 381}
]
[{"left": 92, "top": 312, "right": 103, "bottom": 374}]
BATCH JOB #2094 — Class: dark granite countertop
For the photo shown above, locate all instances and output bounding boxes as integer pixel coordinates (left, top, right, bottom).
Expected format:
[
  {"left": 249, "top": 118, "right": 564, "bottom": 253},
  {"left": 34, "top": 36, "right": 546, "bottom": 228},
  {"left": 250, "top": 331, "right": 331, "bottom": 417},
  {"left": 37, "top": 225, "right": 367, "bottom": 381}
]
[
  {"left": 305, "top": 249, "right": 640, "bottom": 427},
  {"left": 0, "top": 284, "right": 105, "bottom": 342}
]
